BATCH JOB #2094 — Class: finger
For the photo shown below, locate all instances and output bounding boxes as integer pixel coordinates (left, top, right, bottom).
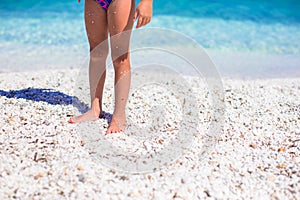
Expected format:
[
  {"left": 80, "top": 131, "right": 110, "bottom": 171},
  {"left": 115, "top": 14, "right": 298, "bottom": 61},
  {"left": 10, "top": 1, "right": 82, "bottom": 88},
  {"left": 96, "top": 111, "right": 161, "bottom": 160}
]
[
  {"left": 139, "top": 17, "right": 148, "bottom": 28},
  {"left": 144, "top": 17, "right": 151, "bottom": 25},
  {"left": 141, "top": 17, "right": 148, "bottom": 28},
  {"left": 136, "top": 16, "right": 144, "bottom": 28},
  {"left": 78, "top": 0, "right": 80, "bottom": 3},
  {"left": 134, "top": 10, "right": 139, "bottom": 21},
  {"left": 141, "top": 17, "right": 147, "bottom": 27}
]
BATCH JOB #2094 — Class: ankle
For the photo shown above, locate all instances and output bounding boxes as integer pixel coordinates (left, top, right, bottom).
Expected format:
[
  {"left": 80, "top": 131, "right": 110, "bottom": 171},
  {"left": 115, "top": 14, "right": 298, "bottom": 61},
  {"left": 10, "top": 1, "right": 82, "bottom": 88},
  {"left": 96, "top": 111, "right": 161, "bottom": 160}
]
[
  {"left": 91, "top": 106, "right": 101, "bottom": 114},
  {"left": 113, "top": 111, "right": 126, "bottom": 118}
]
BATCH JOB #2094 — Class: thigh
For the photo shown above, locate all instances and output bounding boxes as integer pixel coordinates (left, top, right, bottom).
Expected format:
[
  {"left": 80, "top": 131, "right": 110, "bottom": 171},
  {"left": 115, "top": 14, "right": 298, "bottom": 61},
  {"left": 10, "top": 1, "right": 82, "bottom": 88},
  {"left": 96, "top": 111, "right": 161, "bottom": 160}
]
[
  {"left": 107, "top": 0, "right": 135, "bottom": 60},
  {"left": 85, "top": 0, "right": 109, "bottom": 52}
]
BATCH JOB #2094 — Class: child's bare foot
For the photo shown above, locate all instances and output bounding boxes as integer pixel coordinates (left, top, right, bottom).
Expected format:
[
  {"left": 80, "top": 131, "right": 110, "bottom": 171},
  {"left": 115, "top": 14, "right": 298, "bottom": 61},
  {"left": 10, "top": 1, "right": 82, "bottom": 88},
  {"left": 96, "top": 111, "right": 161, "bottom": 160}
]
[
  {"left": 105, "top": 113, "right": 126, "bottom": 134},
  {"left": 68, "top": 108, "right": 101, "bottom": 124}
]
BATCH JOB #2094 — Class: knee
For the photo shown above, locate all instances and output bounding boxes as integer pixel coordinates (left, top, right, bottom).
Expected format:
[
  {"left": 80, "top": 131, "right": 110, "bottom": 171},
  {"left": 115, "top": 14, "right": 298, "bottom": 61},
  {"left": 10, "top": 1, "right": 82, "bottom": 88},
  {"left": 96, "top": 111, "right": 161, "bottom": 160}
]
[
  {"left": 112, "top": 53, "right": 130, "bottom": 67},
  {"left": 88, "top": 38, "right": 109, "bottom": 61},
  {"left": 89, "top": 46, "right": 109, "bottom": 61}
]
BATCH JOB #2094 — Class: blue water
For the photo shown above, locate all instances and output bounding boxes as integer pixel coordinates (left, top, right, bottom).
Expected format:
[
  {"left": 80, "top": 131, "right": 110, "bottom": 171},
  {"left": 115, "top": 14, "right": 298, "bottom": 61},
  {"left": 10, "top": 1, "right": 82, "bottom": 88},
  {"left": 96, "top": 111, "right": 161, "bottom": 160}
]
[{"left": 0, "top": 0, "right": 300, "bottom": 77}]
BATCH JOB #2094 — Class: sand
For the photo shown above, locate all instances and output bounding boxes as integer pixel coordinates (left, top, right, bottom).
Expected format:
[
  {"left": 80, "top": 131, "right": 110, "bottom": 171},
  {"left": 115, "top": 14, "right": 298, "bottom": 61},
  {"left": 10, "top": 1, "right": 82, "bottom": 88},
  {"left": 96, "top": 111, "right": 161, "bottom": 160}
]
[{"left": 0, "top": 69, "right": 299, "bottom": 199}]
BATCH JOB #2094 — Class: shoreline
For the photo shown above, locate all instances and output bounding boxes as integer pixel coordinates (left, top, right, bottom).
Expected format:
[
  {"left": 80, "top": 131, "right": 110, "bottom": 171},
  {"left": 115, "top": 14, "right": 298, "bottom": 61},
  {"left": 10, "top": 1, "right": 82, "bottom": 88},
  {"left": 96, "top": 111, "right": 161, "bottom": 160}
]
[
  {"left": 0, "top": 67, "right": 299, "bottom": 81},
  {"left": 1, "top": 49, "right": 300, "bottom": 79}
]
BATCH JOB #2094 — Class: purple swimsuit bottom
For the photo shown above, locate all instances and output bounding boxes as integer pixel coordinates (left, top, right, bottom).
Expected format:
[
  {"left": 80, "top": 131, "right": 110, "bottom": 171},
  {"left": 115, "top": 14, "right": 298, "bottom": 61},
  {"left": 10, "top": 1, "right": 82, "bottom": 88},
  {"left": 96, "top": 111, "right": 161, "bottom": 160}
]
[{"left": 95, "top": 0, "right": 113, "bottom": 11}]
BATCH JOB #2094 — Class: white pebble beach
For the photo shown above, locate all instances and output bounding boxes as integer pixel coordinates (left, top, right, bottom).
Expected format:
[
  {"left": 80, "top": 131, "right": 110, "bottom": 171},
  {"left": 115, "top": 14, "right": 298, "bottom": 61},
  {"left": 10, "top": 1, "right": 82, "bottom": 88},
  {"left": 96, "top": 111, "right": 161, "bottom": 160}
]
[{"left": 0, "top": 69, "right": 299, "bottom": 199}]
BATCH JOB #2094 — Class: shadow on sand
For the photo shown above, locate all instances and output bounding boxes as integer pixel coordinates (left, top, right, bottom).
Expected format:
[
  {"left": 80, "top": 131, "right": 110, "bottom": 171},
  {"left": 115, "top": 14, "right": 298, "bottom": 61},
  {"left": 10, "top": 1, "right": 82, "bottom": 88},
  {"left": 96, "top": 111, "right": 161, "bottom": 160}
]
[{"left": 0, "top": 87, "right": 112, "bottom": 122}]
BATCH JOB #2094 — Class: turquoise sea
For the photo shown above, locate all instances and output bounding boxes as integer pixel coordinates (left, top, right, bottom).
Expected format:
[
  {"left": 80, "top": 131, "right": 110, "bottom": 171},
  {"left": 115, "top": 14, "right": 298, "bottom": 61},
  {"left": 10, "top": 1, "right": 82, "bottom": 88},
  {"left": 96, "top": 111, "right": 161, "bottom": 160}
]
[{"left": 0, "top": 0, "right": 300, "bottom": 78}]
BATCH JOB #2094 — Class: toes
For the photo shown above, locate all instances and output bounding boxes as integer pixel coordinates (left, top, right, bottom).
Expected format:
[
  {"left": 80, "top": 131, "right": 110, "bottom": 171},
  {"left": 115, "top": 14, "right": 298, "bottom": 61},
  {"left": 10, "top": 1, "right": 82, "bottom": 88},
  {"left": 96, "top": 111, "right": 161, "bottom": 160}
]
[
  {"left": 68, "top": 117, "right": 76, "bottom": 124},
  {"left": 105, "top": 127, "right": 123, "bottom": 135},
  {"left": 105, "top": 127, "right": 113, "bottom": 135},
  {"left": 105, "top": 116, "right": 126, "bottom": 135},
  {"left": 105, "top": 129, "right": 111, "bottom": 135}
]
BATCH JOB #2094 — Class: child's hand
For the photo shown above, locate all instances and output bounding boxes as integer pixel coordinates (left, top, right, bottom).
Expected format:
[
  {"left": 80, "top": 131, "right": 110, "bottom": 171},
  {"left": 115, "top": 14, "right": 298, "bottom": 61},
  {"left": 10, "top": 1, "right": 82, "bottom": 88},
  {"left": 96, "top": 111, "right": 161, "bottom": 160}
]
[{"left": 134, "top": 0, "right": 153, "bottom": 28}]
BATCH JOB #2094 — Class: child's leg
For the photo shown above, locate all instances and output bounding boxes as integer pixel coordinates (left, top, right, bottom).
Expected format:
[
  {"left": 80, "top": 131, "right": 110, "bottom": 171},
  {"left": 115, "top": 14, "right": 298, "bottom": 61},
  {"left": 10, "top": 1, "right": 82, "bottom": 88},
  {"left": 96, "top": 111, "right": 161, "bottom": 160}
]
[
  {"left": 69, "top": 0, "right": 109, "bottom": 123},
  {"left": 106, "top": 0, "right": 135, "bottom": 134}
]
